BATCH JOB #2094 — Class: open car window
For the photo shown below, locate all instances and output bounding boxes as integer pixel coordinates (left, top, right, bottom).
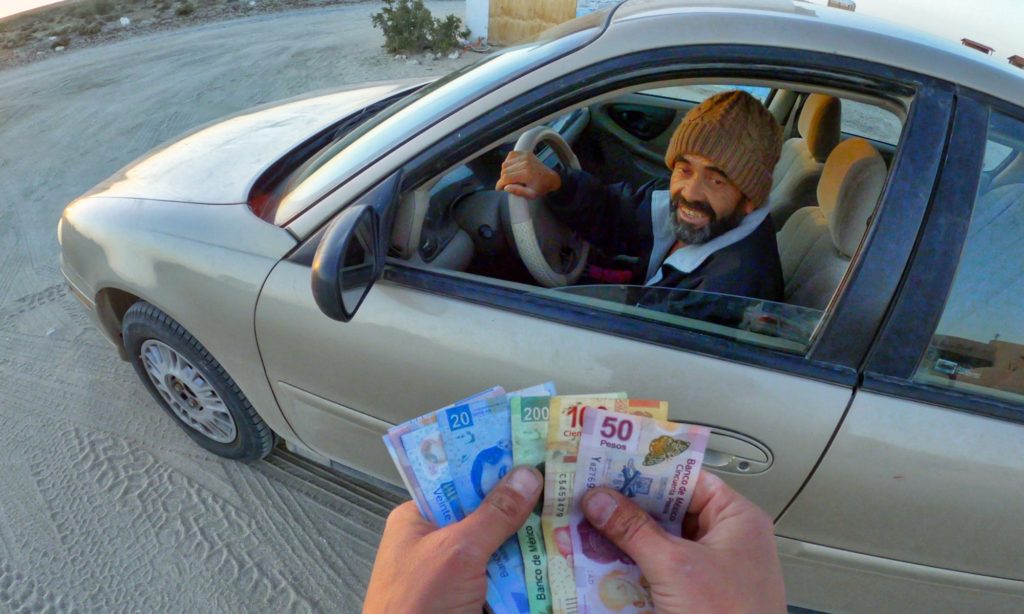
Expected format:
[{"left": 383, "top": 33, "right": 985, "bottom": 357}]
[{"left": 392, "top": 78, "right": 907, "bottom": 358}]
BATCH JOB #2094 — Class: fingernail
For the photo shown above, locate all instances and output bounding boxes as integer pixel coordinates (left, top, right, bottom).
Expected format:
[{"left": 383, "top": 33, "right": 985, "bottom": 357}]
[
  {"left": 508, "top": 466, "right": 541, "bottom": 497},
  {"left": 583, "top": 491, "right": 618, "bottom": 527}
]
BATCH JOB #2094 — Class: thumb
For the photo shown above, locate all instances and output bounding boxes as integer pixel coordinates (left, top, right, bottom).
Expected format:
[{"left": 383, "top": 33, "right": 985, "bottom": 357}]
[
  {"left": 449, "top": 465, "right": 543, "bottom": 564},
  {"left": 582, "top": 488, "right": 683, "bottom": 579}
]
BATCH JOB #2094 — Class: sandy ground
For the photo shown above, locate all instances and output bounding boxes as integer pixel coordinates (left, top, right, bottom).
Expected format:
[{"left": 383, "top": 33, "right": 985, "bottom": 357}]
[{"left": 0, "top": 2, "right": 474, "bottom": 611}]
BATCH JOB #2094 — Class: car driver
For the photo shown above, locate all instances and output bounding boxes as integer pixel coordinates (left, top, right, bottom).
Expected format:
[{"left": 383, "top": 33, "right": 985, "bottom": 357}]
[{"left": 496, "top": 90, "right": 785, "bottom": 304}]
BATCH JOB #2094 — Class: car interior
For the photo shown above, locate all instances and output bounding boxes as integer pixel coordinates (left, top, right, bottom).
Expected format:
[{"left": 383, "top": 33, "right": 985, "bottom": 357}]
[{"left": 388, "top": 79, "right": 910, "bottom": 351}]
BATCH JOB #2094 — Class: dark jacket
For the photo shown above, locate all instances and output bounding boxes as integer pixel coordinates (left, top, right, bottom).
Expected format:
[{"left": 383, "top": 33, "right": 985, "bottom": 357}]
[{"left": 548, "top": 169, "right": 785, "bottom": 320}]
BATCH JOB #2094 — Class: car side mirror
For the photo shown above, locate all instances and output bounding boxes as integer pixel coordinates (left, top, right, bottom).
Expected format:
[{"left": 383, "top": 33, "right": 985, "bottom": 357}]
[{"left": 311, "top": 204, "right": 381, "bottom": 322}]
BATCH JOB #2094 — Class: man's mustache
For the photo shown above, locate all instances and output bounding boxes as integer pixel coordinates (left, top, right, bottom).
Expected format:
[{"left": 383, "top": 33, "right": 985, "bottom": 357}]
[{"left": 671, "top": 194, "right": 717, "bottom": 224}]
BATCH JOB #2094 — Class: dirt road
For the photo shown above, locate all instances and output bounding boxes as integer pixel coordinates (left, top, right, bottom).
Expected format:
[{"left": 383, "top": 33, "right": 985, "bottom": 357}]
[{"left": 0, "top": 3, "right": 472, "bottom": 611}]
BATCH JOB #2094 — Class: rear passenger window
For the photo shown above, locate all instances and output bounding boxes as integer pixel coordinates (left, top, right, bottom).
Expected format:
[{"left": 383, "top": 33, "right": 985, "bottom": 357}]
[
  {"left": 841, "top": 99, "right": 902, "bottom": 145},
  {"left": 914, "top": 111, "right": 1024, "bottom": 403}
]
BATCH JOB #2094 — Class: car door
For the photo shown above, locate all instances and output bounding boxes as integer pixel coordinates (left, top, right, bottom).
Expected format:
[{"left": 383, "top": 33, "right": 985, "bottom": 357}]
[
  {"left": 775, "top": 97, "right": 1024, "bottom": 612},
  {"left": 252, "top": 46, "right": 952, "bottom": 526}
]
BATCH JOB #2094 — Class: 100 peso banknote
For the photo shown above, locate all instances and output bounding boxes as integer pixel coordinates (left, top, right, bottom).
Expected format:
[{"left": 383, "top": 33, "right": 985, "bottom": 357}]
[{"left": 569, "top": 411, "right": 710, "bottom": 614}]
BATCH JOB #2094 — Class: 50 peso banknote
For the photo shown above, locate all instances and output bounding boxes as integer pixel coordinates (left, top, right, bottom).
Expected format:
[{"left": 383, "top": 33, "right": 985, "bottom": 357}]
[
  {"left": 542, "top": 396, "right": 668, "bottom": 614},
  {"left": 569, "top": 411, "right": 710, "bottom": 614}
]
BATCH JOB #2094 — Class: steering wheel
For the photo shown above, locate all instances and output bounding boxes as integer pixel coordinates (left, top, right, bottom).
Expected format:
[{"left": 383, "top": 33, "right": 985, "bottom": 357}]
[{"left": 507, "top": 127, "right": 590, "bottom": 288}]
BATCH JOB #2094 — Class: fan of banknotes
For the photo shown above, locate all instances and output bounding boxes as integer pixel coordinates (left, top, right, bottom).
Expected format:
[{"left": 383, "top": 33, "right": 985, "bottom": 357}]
[{"left": 383, "top": 383, "right": 712, "bottom": 614}]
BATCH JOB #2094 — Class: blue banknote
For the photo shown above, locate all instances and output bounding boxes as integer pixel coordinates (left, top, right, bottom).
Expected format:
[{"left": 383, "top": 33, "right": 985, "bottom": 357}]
[
  {"left": 384, "top": 386, "right": 506, "bottom": 523},
  {"left": 385, "top": 387, "right": 508, "bottom": 612},
  {"left": 439, "top": 394, "right": 530, "bottom": 614}
]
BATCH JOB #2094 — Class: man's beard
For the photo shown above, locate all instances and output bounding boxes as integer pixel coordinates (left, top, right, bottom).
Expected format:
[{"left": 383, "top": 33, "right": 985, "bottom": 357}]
[{"left": 669, "top": 194, "right": 745, "bottom": 245}]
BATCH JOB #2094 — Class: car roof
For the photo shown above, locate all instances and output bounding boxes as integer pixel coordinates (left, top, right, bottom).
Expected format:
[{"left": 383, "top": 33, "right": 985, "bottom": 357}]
[{"left": 608, "top": 0, "right": 1024, "bottom": 107}]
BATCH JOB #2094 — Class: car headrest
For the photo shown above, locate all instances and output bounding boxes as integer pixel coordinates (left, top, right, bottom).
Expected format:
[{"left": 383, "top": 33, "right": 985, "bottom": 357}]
[
  {"left": 798, "top": 94, "right": 841, "bottom": 163},
  {"left": 817, "top": 138, "right": 886, "bottom": 258}
]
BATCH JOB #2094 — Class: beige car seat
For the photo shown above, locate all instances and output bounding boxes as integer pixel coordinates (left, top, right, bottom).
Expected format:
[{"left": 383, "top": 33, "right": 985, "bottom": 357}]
[
  {"left": 769, "top": 94, "right": 842, "bottom": 227},
  {"left": 777, "top": 138, "right": 887, "bottom": 310}
]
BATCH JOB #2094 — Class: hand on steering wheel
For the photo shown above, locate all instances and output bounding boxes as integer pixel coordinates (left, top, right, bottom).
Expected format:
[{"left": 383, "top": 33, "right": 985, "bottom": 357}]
[
  {"left": 496, "top": 151, "right": 562, "bottom": 200},
  {"left": 496, "top": 127, "right": 590, "bottom": 288}
]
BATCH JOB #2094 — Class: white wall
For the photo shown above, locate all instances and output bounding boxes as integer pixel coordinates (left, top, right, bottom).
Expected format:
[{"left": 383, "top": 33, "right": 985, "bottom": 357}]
[{"left": 466, "top": 0, "right": 489, "bottom": 40}]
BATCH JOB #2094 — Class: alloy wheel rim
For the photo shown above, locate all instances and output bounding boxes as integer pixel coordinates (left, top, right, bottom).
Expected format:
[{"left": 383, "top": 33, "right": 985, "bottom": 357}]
[{"left": 140, "top": 340, "right": 237, "bottom": 444}]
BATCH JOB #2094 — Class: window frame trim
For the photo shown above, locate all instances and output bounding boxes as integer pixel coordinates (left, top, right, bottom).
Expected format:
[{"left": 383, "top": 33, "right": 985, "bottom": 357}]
[{"left": 862, "top": 90, "right": 1024, "bottom": 421}]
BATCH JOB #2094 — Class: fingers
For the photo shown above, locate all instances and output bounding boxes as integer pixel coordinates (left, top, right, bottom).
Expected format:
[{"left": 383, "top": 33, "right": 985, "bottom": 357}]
[
  {"left": 503, "top": 184, "right": 540, "bottom": 200},
  {"left": 448, "top": 465, "right": 543, "bottom": 564},
  {"left": 382, "top": 501, "right": 437, "bottom": 544},
  {"left": 582, "top": 488, "right": 680, "bottom": 575},
  {"left": 496, "top": 152, "right": 547, "bottom": 196},
  {"left": 688, "top": 472, "right": 774, "bottom": 546},
  {"left": 495, "top": 161, "right": 533, "bottom": 192}
]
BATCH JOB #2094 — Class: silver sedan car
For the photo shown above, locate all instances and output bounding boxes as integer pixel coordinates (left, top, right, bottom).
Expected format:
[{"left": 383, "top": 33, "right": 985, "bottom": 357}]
[{"left": 58, "top": 1, "right": 1024, "bottom": 611}]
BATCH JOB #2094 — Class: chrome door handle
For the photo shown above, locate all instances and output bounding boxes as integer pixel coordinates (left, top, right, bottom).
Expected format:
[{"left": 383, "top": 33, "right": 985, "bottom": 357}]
[{"left": 703, "top": 431, "right": 773, "bottom": 475}]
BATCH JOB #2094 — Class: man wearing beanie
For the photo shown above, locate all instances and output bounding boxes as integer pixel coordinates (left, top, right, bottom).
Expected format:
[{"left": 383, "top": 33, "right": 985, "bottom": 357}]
[{"left": 496, "top": 90, "right": 785, "bottom": 308}]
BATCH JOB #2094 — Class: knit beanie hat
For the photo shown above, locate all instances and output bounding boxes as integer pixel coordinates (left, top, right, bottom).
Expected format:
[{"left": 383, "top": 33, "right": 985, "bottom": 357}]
[{"left": 664, "top": 90, "right": 783, "bottom": 208}]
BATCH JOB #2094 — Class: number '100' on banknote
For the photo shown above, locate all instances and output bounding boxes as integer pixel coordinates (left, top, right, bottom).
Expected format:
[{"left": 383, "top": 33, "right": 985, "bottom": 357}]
[{"left": 569, "top": 411, "right": 710, "bottom": 614}]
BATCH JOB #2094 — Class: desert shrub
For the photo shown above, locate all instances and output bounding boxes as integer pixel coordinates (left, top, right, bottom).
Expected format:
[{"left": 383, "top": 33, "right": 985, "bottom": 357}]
[
  {"left": 371, "top": 0, "right": 469, "bottom": 55},
  {"left": 175, "top": 2, "right": 196, "bottom": 16},
  {"left": 75, "top": 20, "right": 103, "bottom": 36},
  {"left": 51, "top": 35, "right": 71, "bottom": 49},
  {"left": 431, "top": 14, "right": 469, "bottom": 54}
]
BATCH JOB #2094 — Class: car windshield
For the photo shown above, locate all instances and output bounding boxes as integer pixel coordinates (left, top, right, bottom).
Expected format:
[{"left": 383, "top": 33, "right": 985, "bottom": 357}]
[
  {"left": 273, "top": 10, "right": 609, "bottom": 226},
  {"left": 532, "top": 285, "right": 824, "bottom": 353}
]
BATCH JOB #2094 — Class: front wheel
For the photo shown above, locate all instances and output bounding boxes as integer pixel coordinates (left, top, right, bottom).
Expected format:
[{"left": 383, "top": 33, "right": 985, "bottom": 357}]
[{"left": 122, "top": 301, "right": 274, "bottom": 460}]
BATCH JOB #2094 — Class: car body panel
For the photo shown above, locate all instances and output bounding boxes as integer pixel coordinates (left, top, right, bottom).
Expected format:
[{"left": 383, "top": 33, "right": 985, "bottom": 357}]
[
  {"left": 59, "top": 197, "right": 300, "bottom": 441},
  {"left": 611, "top": 0, "right": 1023, "bottom": 105},
  {"left": 778, "top": 537, "right": 1024, "bottom": 613},
  {"left": 87, "top": 82, "right": 418, "bottom": 205},
  {"left": 255, "top": 269, "right": 855, "bottom": 517},
  {"left": 776, "top": 392, "right": 1024, "bottom": 581}
]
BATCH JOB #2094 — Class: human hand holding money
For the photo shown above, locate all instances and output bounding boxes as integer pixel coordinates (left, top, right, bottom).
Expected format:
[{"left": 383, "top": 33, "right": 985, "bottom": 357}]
[
  {"left": 375, "top": 385, "right": 785, "bottom": 614},
  {"left": 579, "top": 471, "right": 786, "bottom": 614},
  {"left": 364, "top": 465, "right": 544, "bottom": 614}
]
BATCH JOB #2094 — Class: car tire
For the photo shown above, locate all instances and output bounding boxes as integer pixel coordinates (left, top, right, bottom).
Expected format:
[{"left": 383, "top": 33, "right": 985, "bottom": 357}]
[{"left": 122, "top": 301, "right": 274, "bottom": 460}]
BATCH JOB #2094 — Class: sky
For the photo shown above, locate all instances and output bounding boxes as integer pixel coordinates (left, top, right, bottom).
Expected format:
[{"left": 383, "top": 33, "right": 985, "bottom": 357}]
[
  {"left": 0, "top": 0, "right": 63, "bottom": 20},
  {"left": 2, "top": 0, "right": 1021, "bottom": 57}
]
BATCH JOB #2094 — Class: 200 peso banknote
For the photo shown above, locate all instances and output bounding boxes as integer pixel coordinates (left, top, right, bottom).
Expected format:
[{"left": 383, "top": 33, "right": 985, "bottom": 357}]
[
  {"left": 511, "top": 394, "right": 554, "bottom": 614},
  {"left": 569, "top": 411, "right": 710, "bottom": 614}
]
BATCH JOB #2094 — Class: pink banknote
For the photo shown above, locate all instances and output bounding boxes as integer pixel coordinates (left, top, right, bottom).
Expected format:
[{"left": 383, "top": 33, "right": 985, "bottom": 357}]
[{"left": 569, "top": 411, "right": 711, "bottom": 614}]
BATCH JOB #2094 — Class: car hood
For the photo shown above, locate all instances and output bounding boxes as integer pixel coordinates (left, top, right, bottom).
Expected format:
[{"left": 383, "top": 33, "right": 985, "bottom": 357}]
[{"left": 88, "top": 79, "right": 427, "bottom": 205}]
